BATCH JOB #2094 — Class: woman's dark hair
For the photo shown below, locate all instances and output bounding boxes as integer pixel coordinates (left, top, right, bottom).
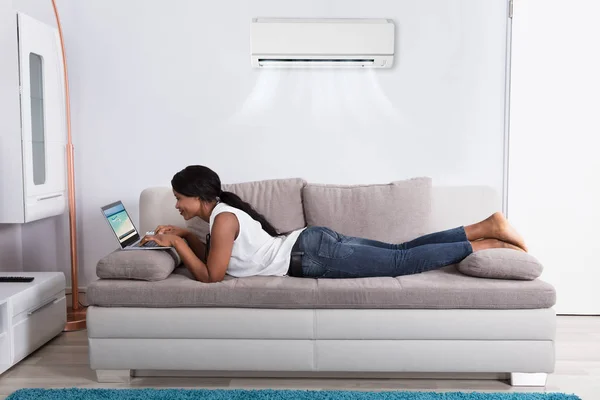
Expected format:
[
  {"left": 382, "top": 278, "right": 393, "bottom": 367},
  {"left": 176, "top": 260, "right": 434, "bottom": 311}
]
[{"left": 171, "top": 165, "right": 282, "bottom": 237}]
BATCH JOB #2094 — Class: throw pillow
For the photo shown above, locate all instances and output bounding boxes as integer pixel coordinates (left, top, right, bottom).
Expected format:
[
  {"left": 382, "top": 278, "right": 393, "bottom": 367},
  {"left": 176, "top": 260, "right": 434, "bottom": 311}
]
[
  {"left": 97, "top": 248, "right": 181, "bottom": 281},
  {"left": 457, "top": 248, "right": 544, "bottom": 280},
  {"left": 302, "top": 177, "right": 432, "bottom": 243}
]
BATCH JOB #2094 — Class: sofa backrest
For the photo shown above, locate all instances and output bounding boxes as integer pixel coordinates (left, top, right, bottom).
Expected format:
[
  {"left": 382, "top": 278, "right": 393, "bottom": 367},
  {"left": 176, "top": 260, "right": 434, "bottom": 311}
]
[
  {"left": 139, "top": 186, "right": 182, "bottom": 234},
  {"left": 139, "top": 178, "right": 307, "bottom": 238},
  {"left": 139, "top": 178, "right": 500, "bottom": 243},
  {"left": 302, "top": 177, "right": 432, "bottom": 243}
]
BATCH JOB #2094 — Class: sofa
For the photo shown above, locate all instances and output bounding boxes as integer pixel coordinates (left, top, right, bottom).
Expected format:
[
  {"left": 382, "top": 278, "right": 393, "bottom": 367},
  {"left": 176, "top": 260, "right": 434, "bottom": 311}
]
[{"left": 86, "top": 177, "right": 556, "bottom": 387}]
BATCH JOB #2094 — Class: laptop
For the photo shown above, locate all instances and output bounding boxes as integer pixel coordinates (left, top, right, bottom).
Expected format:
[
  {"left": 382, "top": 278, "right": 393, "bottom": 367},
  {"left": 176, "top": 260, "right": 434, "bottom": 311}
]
[{"left": 101, "top": 201, "right": 172, "bottom": 250}]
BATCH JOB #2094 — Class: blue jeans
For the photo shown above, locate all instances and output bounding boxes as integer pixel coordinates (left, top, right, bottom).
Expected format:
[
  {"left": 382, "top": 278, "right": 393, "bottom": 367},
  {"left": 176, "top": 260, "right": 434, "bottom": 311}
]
[{"left": 294, "top": 226, "right": 473, "bottom": 278}]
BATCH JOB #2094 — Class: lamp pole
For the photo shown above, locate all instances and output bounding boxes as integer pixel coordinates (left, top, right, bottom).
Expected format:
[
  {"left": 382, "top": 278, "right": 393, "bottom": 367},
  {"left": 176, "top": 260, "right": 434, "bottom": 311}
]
[{"left": 51, "top": 0, "right": 87, "bottom": 331}]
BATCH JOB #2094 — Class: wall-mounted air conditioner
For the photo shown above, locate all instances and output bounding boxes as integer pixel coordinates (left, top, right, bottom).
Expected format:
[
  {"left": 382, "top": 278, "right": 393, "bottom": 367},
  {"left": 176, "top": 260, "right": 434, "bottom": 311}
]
[{"left": 251, "top": 18, "right": 395, "bottom": 68}]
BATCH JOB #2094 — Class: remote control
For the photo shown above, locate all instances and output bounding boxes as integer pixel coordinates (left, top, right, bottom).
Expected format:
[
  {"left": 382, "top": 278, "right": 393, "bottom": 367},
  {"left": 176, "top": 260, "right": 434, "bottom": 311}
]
[{"left": 0, "top": 276, "right": 35, "bottom": 283}]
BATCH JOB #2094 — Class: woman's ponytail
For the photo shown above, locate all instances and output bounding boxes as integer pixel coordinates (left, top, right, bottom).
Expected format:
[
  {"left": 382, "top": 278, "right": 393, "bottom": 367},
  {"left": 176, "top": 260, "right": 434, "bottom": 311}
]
[
  {"left": 171, "top": 166, "right": 282, "bottom": 238},
  {"left": 219, "top": 191, "right": 282, "bottom": 237}
]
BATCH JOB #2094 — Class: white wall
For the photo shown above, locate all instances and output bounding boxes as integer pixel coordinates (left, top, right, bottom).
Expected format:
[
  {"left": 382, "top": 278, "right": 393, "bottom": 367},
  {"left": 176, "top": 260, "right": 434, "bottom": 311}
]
[
  {"left": 65, "top": 0, "right": 510, "bottom": 286},
  {"left": 2, "top": 0, "right": 510, "bottom": 286},
  {"left": 509, "top": 0, "right": 600, "bottom": 314},
  {"left": 20, "top": 216, "right": 71, "bottom": 275},
  {"left": 0, "top": 225, "right": 22, "bottom": 272}
]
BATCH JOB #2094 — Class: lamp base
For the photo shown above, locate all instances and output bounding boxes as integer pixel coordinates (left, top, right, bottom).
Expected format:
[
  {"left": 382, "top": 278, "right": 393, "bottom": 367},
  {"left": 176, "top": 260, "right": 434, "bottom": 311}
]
[{"left": 64, "top": 306, "right": 87, "bottom": 331}]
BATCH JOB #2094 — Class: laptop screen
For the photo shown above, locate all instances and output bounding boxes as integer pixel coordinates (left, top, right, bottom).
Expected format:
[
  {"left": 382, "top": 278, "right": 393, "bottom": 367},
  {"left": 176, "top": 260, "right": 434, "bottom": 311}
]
[{"left": 101, "top": 201, "right": 139, "bottom": 247}]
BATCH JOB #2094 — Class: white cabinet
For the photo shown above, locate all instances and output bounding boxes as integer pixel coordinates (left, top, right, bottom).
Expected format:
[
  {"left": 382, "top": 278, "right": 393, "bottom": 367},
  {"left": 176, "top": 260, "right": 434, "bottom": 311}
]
[
  {"left": 0, "top": 272, "right": 67, "bottom": 376},
  {"left": 0, "top": 12, "right": 66, "bottom": 223},
  {"left": 0, "top": 301, "right": 10, "bottom": 374}
]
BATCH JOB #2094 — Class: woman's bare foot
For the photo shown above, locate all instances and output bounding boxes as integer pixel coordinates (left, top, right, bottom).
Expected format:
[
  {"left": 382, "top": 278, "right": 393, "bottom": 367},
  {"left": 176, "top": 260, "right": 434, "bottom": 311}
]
[
  {"left": 487, "top": 212, "right": 528, "bottom": 252},
  {"left": 466, "top": 213, "right": 528, "bottom": 252},
  {"left": 470, "top": 238, "right": 525, "bottom": 252}
]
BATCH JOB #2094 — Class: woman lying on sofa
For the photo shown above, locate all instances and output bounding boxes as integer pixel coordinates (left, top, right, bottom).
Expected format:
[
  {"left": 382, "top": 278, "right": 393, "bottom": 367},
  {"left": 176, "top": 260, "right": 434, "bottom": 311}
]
[{"left": 140, "top": 165, "right": 528, "bottom": 283}]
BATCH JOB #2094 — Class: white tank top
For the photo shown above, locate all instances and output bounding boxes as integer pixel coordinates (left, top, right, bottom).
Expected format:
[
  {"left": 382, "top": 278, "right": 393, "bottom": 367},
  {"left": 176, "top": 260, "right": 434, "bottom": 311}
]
[{"left": 208, "top": 202, "right": 306, "bottom": 277}]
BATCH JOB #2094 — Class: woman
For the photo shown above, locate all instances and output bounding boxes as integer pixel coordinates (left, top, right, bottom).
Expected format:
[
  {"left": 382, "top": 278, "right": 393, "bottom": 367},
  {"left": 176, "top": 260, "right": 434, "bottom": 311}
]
[{"left": 140, "top": 165, "right": 527, "bottom": 283}]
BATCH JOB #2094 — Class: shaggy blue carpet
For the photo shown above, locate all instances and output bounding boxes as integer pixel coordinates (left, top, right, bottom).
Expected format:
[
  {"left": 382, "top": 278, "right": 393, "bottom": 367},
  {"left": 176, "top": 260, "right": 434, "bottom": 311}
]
[{"left": 5, "top": 388, "right": 582, "bottom": 400}]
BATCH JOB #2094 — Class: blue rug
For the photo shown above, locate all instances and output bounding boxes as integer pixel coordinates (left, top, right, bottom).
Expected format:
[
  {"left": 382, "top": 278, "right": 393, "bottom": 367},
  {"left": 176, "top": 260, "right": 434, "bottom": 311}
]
[{"left": 5, "top": 389, "right": 582, "bottom": 400}]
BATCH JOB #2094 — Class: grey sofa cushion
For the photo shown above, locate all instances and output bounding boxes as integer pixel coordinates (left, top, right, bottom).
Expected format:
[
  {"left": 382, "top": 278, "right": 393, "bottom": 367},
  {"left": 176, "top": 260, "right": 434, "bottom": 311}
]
[
  {"left": 302, "top": 177, "right": 432, "bottom": 244},
  {"left": 96, "top": 249, "right": 180, "bottom": 281},
  {"left": 87, "top": 265, "right": 556, "bottom": 309},
  {"left": 457, "top": 249, "right": 544, "bottom": 281},
  {"left": 185, "top": 178, "right": 307, "bottom": 239}
]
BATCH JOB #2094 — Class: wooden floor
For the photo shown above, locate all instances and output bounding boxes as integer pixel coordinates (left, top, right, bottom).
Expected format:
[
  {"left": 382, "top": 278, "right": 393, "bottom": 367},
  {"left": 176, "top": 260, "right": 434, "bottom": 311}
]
[{"left": 0, "top": 316, "right": 598, "bottom": 400}]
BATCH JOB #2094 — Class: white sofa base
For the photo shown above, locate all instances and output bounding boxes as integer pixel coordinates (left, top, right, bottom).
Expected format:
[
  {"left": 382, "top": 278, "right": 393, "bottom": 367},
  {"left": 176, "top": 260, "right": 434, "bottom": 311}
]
[
  {"left": 90, "top": 338, "right": 554, "bottom": 371},
  {"left": 88, "top": 306, "right": 555, "bottom": 387}
]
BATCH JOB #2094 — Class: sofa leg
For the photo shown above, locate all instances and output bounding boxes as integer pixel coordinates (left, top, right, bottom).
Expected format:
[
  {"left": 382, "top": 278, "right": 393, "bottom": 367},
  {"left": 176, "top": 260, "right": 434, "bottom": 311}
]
[
  {"left": 96, "top": 369, "right": 132, "bottom": 383},
  {"left": 510, "top": 372, "right": 548, "bottom": 387}
]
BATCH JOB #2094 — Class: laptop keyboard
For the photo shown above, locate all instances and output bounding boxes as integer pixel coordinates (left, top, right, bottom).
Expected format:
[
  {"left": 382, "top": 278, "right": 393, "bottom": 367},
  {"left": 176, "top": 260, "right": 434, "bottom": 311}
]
[{"left": 142, "top": 240, "right": 160, "bottom": 248}]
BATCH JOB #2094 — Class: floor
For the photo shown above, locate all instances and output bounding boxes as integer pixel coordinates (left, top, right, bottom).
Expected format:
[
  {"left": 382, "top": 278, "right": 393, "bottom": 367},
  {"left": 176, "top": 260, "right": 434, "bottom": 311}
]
[{"left": 0, "top": 316, "right": 598, "bottom": 400}]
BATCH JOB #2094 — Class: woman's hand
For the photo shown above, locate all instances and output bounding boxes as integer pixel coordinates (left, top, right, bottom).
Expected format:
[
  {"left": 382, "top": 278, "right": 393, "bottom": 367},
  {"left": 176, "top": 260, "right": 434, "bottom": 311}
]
[
  {"left": 140, "top": 233, "right": 180, "bottom": 247},
  {"left": 154, "top": 225, "right": 189, "bottom": 238}
]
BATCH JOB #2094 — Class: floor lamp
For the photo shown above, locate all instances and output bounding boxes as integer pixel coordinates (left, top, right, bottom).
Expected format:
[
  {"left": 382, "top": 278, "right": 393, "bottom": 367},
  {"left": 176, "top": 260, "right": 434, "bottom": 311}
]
[{"left": 51, "top": 0, "right": 87, "bottom": 331}]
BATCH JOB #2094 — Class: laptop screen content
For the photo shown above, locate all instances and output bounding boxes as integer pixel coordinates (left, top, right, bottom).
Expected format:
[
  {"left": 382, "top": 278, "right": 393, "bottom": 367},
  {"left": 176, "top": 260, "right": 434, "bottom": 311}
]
[{"left": 102, "top": 202, "right": 138, "bottom": 245}]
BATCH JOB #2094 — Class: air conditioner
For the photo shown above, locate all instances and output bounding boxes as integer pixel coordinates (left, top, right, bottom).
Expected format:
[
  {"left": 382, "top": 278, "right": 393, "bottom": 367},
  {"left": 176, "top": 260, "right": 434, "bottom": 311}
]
[{"left": 251, "top": 18, "right": 395, "bottom": 68}]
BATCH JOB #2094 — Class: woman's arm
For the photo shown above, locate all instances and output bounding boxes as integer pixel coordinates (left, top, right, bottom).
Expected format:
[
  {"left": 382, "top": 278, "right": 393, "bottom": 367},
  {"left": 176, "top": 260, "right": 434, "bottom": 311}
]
[
  {"left": 154, "top": 225, "right": 207, "bottom": 262},
  {"left": 174, "top": 213, "right": 238, "bottom": 283},
  {"left": 172, "top": 237, "right": 212, "bottom": 282},
  {"left": 182, "top": 231, "right": 207, "bottom": 263},
  {"left": 143, "top": 214, "right": 238, "bottom": 283}
]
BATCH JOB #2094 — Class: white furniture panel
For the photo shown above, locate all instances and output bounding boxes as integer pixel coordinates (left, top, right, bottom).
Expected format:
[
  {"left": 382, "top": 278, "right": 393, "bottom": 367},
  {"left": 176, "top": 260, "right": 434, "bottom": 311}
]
[
  {"left": 316, "top": 340, "right": 554, "bottom": 373},
  {"left": 87, "top": 306, "right": 556, "bottom": 342},
  {"left": 0, "top": 12, "right": 66, "bottom": 223},
  {"left": 0, "top": 272, "right": 66, "bottom": 376},
  {"left": 89, "top": 338, "right": 316, "bottom": 371},
  {"left": 12, "top": 296, "right": 66, "bottom": 363},
  {"left": 0, "top": 301, "right": 9, "bottom": 374}
]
